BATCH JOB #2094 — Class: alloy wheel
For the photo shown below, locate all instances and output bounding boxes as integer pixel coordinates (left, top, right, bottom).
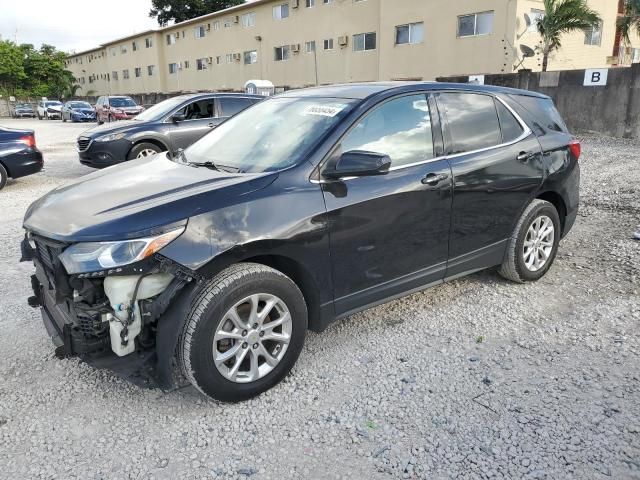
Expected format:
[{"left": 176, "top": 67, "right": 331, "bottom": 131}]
[
  {"left": 213, "top": 293, "right": 292, "bottom": 383},
  {"left": 136, "top": 149, "right": 158, "bottom": 158},
  {"left": 522, "top": 215, "right": 555, "bottom": 272}
]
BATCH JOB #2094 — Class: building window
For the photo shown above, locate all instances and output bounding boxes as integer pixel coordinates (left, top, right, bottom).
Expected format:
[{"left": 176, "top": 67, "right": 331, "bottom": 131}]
[
  {"left": 224, "top": 18, "right": 232, "bottom": 28},
  {"left": 241, "top": 12, "right": 256, "bottom": 27},
  {"left": 216, "top": 56, "right": 222, "bottom": 65},
  {"left": 226, "top": 53, "right": 233, "bottom": 63},
  {"left": 306, "top": 0, "right": 315, "bottom": 7},
  {"left": 584, "top": 21, "right": 602, "bottom": 46},
  {"left": 305, "top": 40, "right": 316, "bottom": 53},
  {"left": 132, "top": 40, "right": 138, "bottom": 51},
  {"left": 135, "top": 67, "right": 142, "bottom": 77},
  {"left": 123, "top": 69, "right": 129, "bottom": 79},
  {"left": 196, "top": 58, "right": 208, "bottom": 70},
  {"left": 633, "top": 48, "right": 640, "bottom": 63},
  {"left": 458, "top": 11, "right": 494, "bottom": 37},
  {"left": 528, "top": 9, "right": 544, "bottom": 33},
  {"left": 353, "top": 32, "right": 376, "bottom": 51},
  {"left": 323, "top": 0, "right": 332, "bottom": 3},
  {"left": 195, "top": 25, "right": 206, "bottom": 39},
  {"left": 274, "top": 45, "right": 291, "bottom": 61},
  {"left": 212, "top": 21, "right": 220, "bottom": 30},
  {"left": 169, "top": 63, "right": 179, "bottom": 74},
  {"left": 120, "top": 45, "right": 127, "bottom": 54},
  {"left": 110, "top": 47, "right": 116, "bottom": 57},
  {"left": 145, "top": 37, "right": 153, "bottom": 48},
  {"left": 184, "top": 60, "right": 190, "bottom": 69},
  {"left": 244, "top": 50, "right": 258, "bottom": 64},
  {"left": 147, "top": 65, "right": 155, "bottom": 76},
  {"left": 167, "top": 33, "right": 176, "bottom": 45},
  {"left": 273, "top": 3, "right": 289, "bottom": 20},
  {"left": 323, "top": 38, "right": 334, "bottom": 50},
  {"left": 112, "top": 71, "right": 118, "bottom": 81},
  {"left": 395, "top": 22, "right": 424, "bottom": 45}
]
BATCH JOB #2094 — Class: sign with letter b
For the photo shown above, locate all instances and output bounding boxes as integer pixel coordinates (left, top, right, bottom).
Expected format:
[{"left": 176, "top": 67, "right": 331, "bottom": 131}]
[{"left": 583, "top": 69, "right": 608, "bottom": 86}]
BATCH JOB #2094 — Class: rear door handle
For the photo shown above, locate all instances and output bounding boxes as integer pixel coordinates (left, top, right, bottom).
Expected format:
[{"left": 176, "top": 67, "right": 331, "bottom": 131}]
[
  {"left": 421, "top": 172, "right": 449, "bottom": 186},
  {"left": 517, "top": 151, "right": 535, "bottom": 162}
]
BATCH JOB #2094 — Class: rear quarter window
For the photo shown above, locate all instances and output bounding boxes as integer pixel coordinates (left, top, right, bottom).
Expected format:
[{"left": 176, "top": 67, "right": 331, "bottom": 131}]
[
  {"left": 496, "top": 100, "right": 524, "bottom": 143},
  {"left": 509, "top": 95, "right": 568, "bottom": 133}
]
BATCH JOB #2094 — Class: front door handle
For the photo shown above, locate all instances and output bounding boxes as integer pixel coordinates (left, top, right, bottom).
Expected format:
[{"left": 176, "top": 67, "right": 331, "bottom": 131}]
[
  {"left": 207, "top": 122, "right": 216, "bottom": 128},
  {"left": 421, "top": 172, "right": 449, "bottom": 186}
]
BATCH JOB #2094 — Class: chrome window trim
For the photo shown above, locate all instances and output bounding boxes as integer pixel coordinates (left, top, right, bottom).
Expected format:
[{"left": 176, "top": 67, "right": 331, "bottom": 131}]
[{"left": 311, "top": 92, "right": 531, "bottom": 183}]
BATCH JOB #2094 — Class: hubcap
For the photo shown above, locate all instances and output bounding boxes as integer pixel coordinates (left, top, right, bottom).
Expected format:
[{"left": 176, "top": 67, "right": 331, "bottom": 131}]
[
  {"left": 137, "top": 148, "right": 157, "bottom": 158},
  {"left": 523, "top": 215, "right": 554, "bottom": 272},
  {"left": 213, "top": 293, "right": 292, "bottom": 383}
]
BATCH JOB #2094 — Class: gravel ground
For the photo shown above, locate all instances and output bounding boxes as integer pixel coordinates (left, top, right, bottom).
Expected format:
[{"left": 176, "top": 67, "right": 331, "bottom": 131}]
[{"left": 0, "top": 118, "right": 638, "bottom": 480}]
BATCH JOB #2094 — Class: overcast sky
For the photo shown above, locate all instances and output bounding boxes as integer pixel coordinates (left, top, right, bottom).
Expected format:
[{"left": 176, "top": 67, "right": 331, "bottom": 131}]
[{"left": 0, "top": 0, "right": 158, "bottom": 53}]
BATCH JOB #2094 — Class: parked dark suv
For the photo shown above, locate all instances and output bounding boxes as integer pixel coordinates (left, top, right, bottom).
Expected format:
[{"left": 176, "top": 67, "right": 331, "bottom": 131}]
[
  {"left": 77, "top": 93, "right": 262, "bottom": 168},
  {"left": 22, "top": 83, "right": 579, "bottom": 402}
]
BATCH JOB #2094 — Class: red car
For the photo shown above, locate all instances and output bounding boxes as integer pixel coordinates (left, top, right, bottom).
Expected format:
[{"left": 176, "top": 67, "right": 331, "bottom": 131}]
[{"left": 95, "top": 95, "right": 144, "bottom": 124}]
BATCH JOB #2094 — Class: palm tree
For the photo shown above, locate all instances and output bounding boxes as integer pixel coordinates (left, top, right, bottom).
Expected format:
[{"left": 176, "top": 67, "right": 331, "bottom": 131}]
[
  {"left": 534, "top": 0, "right": 602, "bottom": 71},
  {"left": 618, "top": 0, "right": 640, "bottom": 45}
]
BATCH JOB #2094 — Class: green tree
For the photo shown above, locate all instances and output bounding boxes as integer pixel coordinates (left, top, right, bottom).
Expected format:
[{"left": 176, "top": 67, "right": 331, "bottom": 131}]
[
  {"left": 618, "top": 0, "right": 640, "bottom": 44},
  {"left": 149, "top": 0, "right": 245, "bottom": 25},
  {"left": 535, "top": 0, "right": 602, "bottom": 71},
  {"left": 0, "top": 41, "right": 27, "bottom": 95}
]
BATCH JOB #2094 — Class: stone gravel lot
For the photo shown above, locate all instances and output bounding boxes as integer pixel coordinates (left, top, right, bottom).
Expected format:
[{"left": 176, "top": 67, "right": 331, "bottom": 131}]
[{"left": 0, "top": 118, "right": 638, "bottom": 480}]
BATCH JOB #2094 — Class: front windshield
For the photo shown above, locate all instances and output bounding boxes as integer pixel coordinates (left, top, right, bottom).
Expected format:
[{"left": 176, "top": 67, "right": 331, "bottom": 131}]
[
  {"left": 69, "top": 101, "right": 92, "bottom": 109},
  {"left": 110, "top": 97, "right": 137, "bottom": 107},
  {"left": 134, "top": 96, "right": 188, "bottom": 122},
  {"left": 46, "top": 101, "right": 62, "bottom": 107},
  {"left": 185, "top": 97, "right": 356, "bottom": 173}
]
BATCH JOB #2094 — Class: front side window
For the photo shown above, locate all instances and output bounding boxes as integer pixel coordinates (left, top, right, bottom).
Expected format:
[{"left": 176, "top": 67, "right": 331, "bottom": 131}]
[
  {"left": 353, "top": 32, "right": 376, "bottom": 51},
  {"left": 273, "top": 4, "right": 289, "bottom": 19},
  {"left": 396, "top": 22, "right": 424, "bottom": 45},
  {"left": 244, "top": 50, "right": 258, "bottom": 64},
  {"left": 340, "top": 94, "right": 434, "bottom": 168},
  {"left": 458, "top": 11, "right": 494, "bottom": 37},
  {"left": 437, "top": 93, "right": 501, "bottom": 154},
  {"left": 175, "top": 99, "right": 215, "bottom": 120},
  {"left": 185, "top": 97, "right": 356, "bottom": 173},
  {"left": 584, "top": 21, "right": 602, "bottom": 45}
]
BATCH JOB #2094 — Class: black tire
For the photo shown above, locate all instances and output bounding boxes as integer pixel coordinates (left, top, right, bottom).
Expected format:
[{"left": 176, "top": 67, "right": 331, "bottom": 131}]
[
  {"left": 499, "top": 199, "right": 561, "bottom": 283},
  {"left": 179, "top": 263, "right": 308, "bottom": 402},
  {"left": 0, "top": 163, "right": 7, "bottom": 191},
  {"left": 127, "top": 142, "right": 164, "bottom": 160}
]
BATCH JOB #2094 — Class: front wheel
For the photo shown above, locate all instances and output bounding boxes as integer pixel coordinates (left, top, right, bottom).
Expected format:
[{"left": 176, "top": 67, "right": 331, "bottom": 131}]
[
  {"left": 0, "top": 163, "right": 7, "bottom": 191},
  {"left": 127, "top": 142, "right": 163, "bottom": 160},
  {"left": 499, "top": 199, "right": 561, "bottom": 283},
  {"left": 179, "top": 263, "right": 308, "bottom": 402}
]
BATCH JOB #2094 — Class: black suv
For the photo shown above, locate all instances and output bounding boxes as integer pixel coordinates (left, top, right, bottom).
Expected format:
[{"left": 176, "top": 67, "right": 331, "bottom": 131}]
[
  {"left": 77, "top": 93, "right": 262, "bottom": 168},
  {"left": 22, "top": 83, "right": 579, "bottom": 402}
]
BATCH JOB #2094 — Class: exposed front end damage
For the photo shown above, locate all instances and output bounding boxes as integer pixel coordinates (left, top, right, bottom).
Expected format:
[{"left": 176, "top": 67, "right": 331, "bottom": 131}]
[{"left": 21, "top": 232, "right": 198, "bottom": 389}]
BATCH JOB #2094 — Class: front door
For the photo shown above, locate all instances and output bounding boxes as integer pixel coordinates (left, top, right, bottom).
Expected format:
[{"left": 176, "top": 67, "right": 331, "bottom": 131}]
[
  {"left": 321, "top": 93, "right": 453, "bottom": 316},
  {"left": 167, "top": 97, "right": 217, "bottom": 150}
]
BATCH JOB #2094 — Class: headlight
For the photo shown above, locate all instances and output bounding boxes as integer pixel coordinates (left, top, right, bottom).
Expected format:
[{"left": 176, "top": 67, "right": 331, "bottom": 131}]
[
  {"left": 59, "top": 227, "right": 185, "bottom": 274},
  {"left": 95, "top": 132, "right": 127, "bottom": 142}
]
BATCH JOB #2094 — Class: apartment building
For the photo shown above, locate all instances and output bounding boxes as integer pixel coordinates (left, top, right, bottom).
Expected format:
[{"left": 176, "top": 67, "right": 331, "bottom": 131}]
[{"left": 65, "top": 0, "right": 640, "bottom": 96}]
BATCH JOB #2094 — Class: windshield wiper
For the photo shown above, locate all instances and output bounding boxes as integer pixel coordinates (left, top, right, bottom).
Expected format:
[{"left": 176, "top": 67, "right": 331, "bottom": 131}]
[{"left": 189, "top": 160, "right": 220, "bottom": 171}]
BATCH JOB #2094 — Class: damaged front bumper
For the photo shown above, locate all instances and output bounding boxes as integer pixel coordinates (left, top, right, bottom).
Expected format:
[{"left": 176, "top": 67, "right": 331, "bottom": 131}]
[{"left": 21, "top": 233, "right": 201, "bottom": 389}]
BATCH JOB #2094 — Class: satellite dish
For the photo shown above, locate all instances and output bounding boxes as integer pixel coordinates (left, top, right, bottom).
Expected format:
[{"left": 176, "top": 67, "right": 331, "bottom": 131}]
[
  {"left": 520, "top": 44, "right": 535, "bottom": 58},
  {"left": 524, "top": 13, "right": 531, "bottom": 28}
]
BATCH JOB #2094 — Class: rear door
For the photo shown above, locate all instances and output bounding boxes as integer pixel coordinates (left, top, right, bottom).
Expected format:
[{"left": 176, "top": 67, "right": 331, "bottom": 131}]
[
  {"left": 321, "top": 93, "right": 453, "bottom": 316},
  {"left": 166, "top": 97, "right": 217, "bottom": 150},
  {"left": 435, "top": 91, "right": 544, "bottom": 278}
]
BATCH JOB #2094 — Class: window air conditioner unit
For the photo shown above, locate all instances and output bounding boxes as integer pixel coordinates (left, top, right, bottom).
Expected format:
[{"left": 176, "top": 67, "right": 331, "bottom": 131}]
[
  {"left": 233, "top": 53, "right": 242, "bottom": 61},
  {"left": 292, "top": 0, "right": 299, "bottom": 8},
  {"left": 291, "top": 44, "right": 300, "bottom": 53},
  {"left": 206, "top": 24, "right": 211, "bottom": 31},
  {"left": 338, "top": 36, "right": 348, "bottom": 46},
  {"left": 234, "top": 15, "right": 240, "bottom": 23}
]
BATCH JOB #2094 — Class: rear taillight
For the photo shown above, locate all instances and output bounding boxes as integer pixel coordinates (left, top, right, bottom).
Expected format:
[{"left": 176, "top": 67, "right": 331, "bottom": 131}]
[
  {"left": 569, "top": 139, "right": 581, "bottom": 161},
  {"left": 19, "top": 135, "right": 36, "bottom": 149}
]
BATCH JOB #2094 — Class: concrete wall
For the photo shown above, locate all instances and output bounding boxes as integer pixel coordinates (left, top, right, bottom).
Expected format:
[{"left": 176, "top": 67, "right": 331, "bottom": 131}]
[{"left": 437, "top": 64, "right": 640, "bottom": 139}]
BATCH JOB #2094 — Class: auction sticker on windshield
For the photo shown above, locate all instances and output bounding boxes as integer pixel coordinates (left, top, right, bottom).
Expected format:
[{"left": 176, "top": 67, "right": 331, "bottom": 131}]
[{"left": 303, "top": 104, "right": 348, "bottom": 117}]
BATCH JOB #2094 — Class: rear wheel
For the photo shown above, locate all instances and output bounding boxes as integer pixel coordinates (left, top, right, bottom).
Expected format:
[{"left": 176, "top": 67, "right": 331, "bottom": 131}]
[
  {"left": 127, "top": 142, "right": 163, "bottom": 160},
  {"left": 179, "top": 263, "right": 308, "bottom": 402},
  {"left": 499, "top": 199, "right": 561, "bottom": 283},
  {"left": 0, "top": 163, "right": 7, "bottom": 191}
]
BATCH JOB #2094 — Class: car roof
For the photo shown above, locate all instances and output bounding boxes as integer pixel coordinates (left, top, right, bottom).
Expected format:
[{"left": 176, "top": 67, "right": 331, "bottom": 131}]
[
  {"left": 278, "top": 81, "right": 550, "bottom": 101},
  {"left": 167, "top": 92, "right": 264, "bottom": 101}
]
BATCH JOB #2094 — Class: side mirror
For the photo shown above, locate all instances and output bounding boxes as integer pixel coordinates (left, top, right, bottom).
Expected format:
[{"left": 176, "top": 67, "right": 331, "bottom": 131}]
[
  {"left": 172, "top": 113, "right": 186, "bottom": 123},
  {"left": 323, "top": 150, "right": 391, "bottom": 179}
]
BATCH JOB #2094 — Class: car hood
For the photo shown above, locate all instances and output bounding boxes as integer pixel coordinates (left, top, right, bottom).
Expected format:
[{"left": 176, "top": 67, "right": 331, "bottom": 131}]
[
  {"left": 81, "top": 120, "right": 142, "bottom": 138},
  {"left": 23, "top": 154, "right": 278, "bottom": 242},
  {"left": 46, "top": 105, "right": 62, "bottom": 111}
]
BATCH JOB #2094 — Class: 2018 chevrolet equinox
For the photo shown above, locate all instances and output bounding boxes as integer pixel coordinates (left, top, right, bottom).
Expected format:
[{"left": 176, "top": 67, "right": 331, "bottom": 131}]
[{"left": 21, "top": 82, "right": 580, "bottom": 402}]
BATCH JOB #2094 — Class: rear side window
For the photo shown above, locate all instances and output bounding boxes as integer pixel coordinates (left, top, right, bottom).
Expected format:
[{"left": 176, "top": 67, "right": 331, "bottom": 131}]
[
  {"left": 218, "top": 97, "right": 256, "bottom": 117},
  {"left": 496, "top": 100, "right": 524, "bottom": 142},
  {"left": 438, "top": 93, "right": 501, "bottom": 154},
  {"left": 509, "top": 95, "right": 568, "bottom": 133}
]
